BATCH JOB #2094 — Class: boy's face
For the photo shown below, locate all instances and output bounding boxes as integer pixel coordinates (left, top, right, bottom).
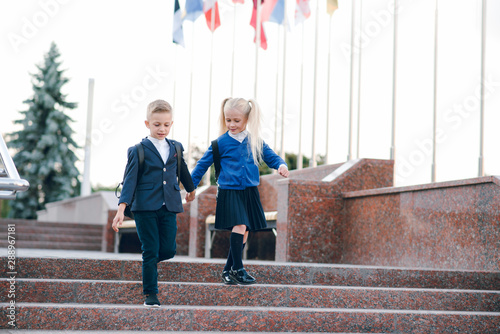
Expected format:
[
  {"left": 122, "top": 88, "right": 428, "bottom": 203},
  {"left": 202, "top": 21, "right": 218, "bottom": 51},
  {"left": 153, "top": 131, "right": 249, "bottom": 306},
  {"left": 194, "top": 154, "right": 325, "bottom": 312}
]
[
  {"left": 145, "top": 112, "right": 173, "bottom": 140},
  {"left": 224, "top": 109, "right": 247, "bottom": 135}
]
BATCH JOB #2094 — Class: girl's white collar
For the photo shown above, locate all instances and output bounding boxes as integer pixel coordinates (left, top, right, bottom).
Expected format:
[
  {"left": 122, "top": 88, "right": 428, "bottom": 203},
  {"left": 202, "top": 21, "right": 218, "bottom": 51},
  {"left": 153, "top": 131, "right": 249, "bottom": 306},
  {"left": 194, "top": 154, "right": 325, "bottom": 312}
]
[{"left": 228, "top": 130, "right": 248, "bottom": 143}]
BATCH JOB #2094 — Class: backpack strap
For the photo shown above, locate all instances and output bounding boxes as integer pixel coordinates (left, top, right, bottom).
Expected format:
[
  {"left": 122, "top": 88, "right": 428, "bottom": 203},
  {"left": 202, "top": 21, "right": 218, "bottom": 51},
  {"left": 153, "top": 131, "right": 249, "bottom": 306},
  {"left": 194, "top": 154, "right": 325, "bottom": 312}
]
[
  {"left": 135, "top": 143, "right": 144, "bottom": 177},
  {"left": 211, "top": 139, "right": 221, "bottom": 182},
  {"left": 115, "top": 142, "right": 144, "bottom": 199},
  {"left": 174, "top": 141, "right": 182, "bottom": 184}
]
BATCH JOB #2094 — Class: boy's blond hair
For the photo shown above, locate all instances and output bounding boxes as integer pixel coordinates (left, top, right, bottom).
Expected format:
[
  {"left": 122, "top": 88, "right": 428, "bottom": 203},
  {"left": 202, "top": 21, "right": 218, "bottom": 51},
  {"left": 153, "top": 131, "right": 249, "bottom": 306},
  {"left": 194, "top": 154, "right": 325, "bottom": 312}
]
[{"left": 147, "top": 99, "right": 172, "bottom": 119}]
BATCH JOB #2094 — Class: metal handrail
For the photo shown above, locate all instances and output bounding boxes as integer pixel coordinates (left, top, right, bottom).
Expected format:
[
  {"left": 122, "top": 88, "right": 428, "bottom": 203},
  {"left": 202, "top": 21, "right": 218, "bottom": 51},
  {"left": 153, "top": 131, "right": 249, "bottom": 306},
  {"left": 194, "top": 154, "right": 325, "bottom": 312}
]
[{"left": 0, "top": 134, "right": 29, "bottom": 199}]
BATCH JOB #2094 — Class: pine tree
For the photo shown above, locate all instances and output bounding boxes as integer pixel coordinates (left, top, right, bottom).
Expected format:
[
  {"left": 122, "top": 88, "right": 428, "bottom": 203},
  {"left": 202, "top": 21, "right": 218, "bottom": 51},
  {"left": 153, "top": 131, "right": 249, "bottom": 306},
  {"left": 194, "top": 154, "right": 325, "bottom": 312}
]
[{"left": 7, "top": 42, "right": 80, "bottom": 219}]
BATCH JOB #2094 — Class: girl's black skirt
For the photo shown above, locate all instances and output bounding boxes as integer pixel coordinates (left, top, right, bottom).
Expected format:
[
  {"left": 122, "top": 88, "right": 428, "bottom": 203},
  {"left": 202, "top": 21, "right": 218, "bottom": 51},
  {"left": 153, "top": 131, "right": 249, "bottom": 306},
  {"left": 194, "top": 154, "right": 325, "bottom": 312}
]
[{"left": 215, "top": 186, "right": 267, "bottom": 231}]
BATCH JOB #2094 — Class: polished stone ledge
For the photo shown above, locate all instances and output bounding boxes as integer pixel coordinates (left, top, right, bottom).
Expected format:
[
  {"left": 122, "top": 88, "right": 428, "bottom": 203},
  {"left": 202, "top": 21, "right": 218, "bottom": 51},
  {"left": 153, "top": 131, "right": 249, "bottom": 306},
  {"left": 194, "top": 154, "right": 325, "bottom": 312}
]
[{"left": 342, "top": 175, "right": 500, "bottom": 198}]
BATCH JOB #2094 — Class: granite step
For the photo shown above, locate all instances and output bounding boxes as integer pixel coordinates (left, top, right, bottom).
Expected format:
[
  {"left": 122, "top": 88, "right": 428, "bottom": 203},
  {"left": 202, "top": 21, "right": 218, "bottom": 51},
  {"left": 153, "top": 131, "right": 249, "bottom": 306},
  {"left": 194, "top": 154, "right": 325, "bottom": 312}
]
[
  {"left": 0, "top": 240, "right": 101, "bottom": 251},
  {"left": 0, "top": 220, "right": 103, "bottom": 234},
  {"left": 2, "top": 226, "right": 103, "bottom": 237},
  {"left": 2, "top": 278, "right": 498, "bottom": 312},
  {"left": 12, "top": 257, "right": 500, "bottom": 290},
  {"left": 2, "top": 303, "right": 499, "bottom": 332},
  {"left": 0, "top": 220, "right": 103, "bottom": 251},
  {"left": 3, "top": 252, "right": 499, "bottom": 331},
  {"left": 0, "top": 232, "right": 102, "bottom": 243}
]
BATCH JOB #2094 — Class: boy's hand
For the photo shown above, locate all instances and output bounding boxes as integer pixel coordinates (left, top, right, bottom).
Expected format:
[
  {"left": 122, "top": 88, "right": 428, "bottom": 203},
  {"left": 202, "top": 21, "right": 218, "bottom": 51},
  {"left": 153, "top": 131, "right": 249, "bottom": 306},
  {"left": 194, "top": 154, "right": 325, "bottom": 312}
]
[
  {"left": 278, "top": 165, "right": 289, "bottom": 178},
  {"left": 112, "top": 203, "right": 127, "bottom": 232},
  {"left": 185, "top": 191, "right": 196, "bottom": 202},
  {"left": 112, "top": 212, "right": 124, "bottom": 232}
]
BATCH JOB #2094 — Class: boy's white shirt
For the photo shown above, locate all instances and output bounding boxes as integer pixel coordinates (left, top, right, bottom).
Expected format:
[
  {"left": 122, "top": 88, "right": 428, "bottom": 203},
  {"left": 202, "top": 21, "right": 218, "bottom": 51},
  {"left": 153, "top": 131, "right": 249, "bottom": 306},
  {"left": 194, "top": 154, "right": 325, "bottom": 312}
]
[{"left": 147, "top": 136, "right": 170, "bottom": 164}]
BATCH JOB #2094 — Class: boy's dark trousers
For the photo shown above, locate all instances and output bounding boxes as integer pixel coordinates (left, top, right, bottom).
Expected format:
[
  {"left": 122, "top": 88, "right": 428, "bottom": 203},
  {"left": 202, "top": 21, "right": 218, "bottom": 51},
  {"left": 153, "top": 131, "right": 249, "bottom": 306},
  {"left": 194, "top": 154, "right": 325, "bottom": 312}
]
[{"left": 133, "top": 206, "right": 177, "bottom": 295}]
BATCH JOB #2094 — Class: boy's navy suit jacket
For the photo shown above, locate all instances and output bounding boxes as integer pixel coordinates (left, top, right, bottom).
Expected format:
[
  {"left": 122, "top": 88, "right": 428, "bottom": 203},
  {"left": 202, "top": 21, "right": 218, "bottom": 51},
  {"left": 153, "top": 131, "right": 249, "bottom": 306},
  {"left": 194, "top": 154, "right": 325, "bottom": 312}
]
[{"left": 119, "top": 137, "right": 195, "bottom": 213}]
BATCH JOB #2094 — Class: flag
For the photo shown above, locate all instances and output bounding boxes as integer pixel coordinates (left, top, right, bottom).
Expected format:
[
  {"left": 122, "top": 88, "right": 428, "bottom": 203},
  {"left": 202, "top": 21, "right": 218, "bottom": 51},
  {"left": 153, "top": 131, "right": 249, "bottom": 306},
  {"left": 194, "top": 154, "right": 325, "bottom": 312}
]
[
  {"left": 185, "top": 0, "right": 204, "bottom": 22},
  {"left": 295, "top": 0, "right": 311, "bottom": 26},
  {"left": 204, "top": 0, "right": 221, "bottom": 32},
  {"left": 173, "top": 0, "right": 185, "bottom": 46},
  {"left": 327, "top": 0, "right": 338, "bottom": 16},
  {"left": 251, "top": 0, "right": 267, "bottom": 49},
  {"left": 269, "top": 0, "right": 285, "bottom": 24},
  {"left": 261, "top": 0, "right": 279, "bottom": 22}
]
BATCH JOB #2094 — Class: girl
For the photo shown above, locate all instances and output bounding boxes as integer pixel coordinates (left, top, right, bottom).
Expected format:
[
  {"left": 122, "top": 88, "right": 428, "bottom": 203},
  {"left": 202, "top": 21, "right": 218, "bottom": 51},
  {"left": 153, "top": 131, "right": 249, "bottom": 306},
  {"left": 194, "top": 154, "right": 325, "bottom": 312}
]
[{"left": 191, "top": 97, "right": 289, "bottom": 285}]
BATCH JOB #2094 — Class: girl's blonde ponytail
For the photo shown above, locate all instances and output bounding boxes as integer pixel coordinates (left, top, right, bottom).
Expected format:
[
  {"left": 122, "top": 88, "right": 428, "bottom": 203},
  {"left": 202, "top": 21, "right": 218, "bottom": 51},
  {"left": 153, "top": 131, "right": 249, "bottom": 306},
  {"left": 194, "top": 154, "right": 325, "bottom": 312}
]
[{"left": 246, "top": 99, "right": 263, "bottom": 165}]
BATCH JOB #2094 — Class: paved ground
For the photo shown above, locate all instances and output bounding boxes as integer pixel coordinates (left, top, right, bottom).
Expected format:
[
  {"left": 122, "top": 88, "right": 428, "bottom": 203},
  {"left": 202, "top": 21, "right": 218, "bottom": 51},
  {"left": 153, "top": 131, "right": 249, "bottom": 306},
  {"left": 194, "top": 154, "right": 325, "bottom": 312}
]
[
  {"left": 0, "top": 332, "right": 354, "bottom": 334},
  {"left": 4, "top": 248, "right": 143, "bottom": 260},
  {"left": 3, "top": 248, "right": 406, "bottom": 269}
]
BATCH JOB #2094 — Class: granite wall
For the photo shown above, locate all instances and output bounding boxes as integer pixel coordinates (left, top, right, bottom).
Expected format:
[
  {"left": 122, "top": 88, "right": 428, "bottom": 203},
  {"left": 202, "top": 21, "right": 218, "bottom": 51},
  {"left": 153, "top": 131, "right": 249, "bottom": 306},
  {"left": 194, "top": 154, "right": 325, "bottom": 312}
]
[
  {"left": 275, "top": 159, "right": 394, "bottom": 263},
  {"left": 341, "top": 177, "right": 500, "bottom": 271},
  {"left": 187, "top": 164, "right": 344, "bottom": 259}
]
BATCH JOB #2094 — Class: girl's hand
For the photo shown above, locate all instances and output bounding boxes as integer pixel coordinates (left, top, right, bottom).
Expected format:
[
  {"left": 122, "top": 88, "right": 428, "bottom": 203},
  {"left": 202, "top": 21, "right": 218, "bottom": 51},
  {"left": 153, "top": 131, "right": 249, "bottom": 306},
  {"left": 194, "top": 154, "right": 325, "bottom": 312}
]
[
  {"left": 278, "top": 165, "right": 289, "bottom": 178},
  {"left": 185, "top": 191, "right": 196, "bottom": 202}
]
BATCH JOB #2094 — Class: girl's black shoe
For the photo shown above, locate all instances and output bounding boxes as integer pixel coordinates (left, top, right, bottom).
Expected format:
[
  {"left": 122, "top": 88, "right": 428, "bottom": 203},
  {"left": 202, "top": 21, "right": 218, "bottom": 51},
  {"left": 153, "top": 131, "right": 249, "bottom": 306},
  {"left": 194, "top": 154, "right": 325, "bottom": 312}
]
[
  {"left": 222, "top": 270, "right": 237, "bottom": 285},
  {"left": 229, "top": 268, "right": 256, "bottom": 285}
]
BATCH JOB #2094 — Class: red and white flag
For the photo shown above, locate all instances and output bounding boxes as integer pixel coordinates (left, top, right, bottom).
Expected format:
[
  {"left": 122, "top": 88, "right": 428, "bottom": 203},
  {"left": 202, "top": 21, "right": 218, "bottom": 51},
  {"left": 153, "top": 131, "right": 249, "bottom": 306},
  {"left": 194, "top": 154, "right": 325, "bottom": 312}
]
[
  {"left": 251, "top": 0, "right": 267, "bottom": 49},
  {"left": 204, "top": 0, "right": 221, "bottom": 32},
  {"left": 295, "top": 0, "right": 311, "bottom": 26},
  {"left": 261, "top": 0, "right": 279, "bottom": 23}
]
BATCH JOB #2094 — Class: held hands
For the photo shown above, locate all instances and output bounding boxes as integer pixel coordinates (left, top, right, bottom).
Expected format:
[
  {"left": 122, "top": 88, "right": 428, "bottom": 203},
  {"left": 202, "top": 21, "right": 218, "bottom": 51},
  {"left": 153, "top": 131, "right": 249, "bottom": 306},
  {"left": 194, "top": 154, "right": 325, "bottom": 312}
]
[
  {"left": 185, "top": 191, "right": 196, "bottom": 202},
  {"left": 278, "top": 165, "right": 289, "bottom": 178}
]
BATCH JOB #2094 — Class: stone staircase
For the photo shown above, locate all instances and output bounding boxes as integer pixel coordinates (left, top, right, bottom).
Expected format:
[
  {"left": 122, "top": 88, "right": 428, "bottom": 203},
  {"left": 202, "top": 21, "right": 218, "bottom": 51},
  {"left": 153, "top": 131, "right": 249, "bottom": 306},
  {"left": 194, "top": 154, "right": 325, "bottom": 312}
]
[
  {"left": 0, "top": 219, "right": 103, "bottom": 251},
  {"left": 1, "top": 255, "right": 499, "bottom": 332}
]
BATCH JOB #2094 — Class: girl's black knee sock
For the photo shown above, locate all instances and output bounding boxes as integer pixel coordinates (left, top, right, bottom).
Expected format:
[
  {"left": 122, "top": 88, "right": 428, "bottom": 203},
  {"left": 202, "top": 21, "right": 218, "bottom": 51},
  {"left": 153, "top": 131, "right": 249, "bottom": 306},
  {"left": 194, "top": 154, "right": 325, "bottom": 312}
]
[
  {"left": 229, "top": 232, "right": 244, "bottom": 271},
  {"left": 224, "top": 241, "right": 246, "bottom": 271}
]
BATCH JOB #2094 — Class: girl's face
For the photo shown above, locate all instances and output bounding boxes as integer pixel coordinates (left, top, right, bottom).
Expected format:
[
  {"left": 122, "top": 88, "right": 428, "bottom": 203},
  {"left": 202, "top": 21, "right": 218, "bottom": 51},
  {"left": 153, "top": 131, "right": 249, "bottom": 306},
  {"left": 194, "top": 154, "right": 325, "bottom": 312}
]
[
  {"left": 145, "top": 112, "right": 173, "bottom": 140},
  {"left": 225, "top": 109, "right": 248, "bottom": 135}
]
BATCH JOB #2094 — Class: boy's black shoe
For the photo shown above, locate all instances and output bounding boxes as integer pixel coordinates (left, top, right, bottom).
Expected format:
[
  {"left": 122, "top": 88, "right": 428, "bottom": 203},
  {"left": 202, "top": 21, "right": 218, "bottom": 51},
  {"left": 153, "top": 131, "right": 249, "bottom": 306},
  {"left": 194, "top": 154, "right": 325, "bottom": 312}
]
[
  {"left": 229, "top": 268, "right": 256, "bottom": 285},
  {"left": 222, "top": 270, "right": 237, "bottom": 285},
  {"left": 144, "top": 293, "right": 161, "bottom": 308}
]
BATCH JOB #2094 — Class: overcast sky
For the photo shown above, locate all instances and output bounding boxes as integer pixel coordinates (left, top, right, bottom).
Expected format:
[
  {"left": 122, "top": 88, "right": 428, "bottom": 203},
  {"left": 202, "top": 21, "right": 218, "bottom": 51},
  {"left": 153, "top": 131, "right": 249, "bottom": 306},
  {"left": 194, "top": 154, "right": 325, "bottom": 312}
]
[{"left": 1, "top": 0, "right": 500, "bottom": 189}]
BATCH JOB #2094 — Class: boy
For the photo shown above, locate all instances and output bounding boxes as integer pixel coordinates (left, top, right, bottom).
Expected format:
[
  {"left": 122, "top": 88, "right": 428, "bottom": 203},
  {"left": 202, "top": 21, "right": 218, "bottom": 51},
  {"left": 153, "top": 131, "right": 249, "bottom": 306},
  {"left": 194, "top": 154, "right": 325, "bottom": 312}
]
[{"left": 112, "top": 99, "right": 196, "bottom": 307}]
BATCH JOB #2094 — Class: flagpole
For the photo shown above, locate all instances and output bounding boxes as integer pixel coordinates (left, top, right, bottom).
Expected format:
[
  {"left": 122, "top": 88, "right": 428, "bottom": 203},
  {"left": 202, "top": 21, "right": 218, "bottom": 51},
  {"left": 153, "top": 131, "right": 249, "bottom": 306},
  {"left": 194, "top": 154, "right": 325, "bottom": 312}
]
[
  {"left": 187, "top": 26, "right": 196, "bottom": 169},
  {"left": 347, "top": 0, "right": 356, "bottom": 161},
  {"left": 390, "top": 0, "right": 398, "bottom": 162},
  {"left": 82, "top": 78, "right": 94, "bottom": 197},
  {"left": 431, "top": 0, "right": 438, "bottom": 182},
  {"left": 297, "top": 25, "right": 305, "bottom": 169},
  {"left": 255, "top": 0, "right": 262, "bottom": 99},
  {"left": 280, "top": 0, "right": 287, "bottom": 161},
  {"left": 274, "top": 26, "right": 281, "bottom": 152},
  {"left": 478, "top": 0, "right": 486, "bottom": 177},
  {"left": 172, "top": 46, "right": 178, "bottom": 139},
  {"left": 326, "top": 1, "right": 338, "bottom": 165},
  {"left": 311, "top": 0, "right": 320, "bottom": 168},
  {"left": 231, "top": 3, "right": 237, "bottom": 97},
  {"left": 326, "top": 14, "right": 333, "bottom": 165},
  {"left": 356, "top": 0, "right": 363, "bottom": 159},
  {"left": 205, "top": 6, "right": 217, "bottom": 186}
]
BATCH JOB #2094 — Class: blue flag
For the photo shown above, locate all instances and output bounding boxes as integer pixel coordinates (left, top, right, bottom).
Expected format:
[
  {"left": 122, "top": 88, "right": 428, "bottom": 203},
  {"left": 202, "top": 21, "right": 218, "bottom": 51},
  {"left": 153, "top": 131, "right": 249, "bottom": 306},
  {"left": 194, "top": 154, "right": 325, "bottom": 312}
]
[
  {"left": 269, "top": 0, "right": 284, "bottom": 24},
  {"left": 173, "top": 0, "right": 185, "bottom": 46},
  {"left": 185, "top": 0, "right": 204, "bottom": 22}
]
